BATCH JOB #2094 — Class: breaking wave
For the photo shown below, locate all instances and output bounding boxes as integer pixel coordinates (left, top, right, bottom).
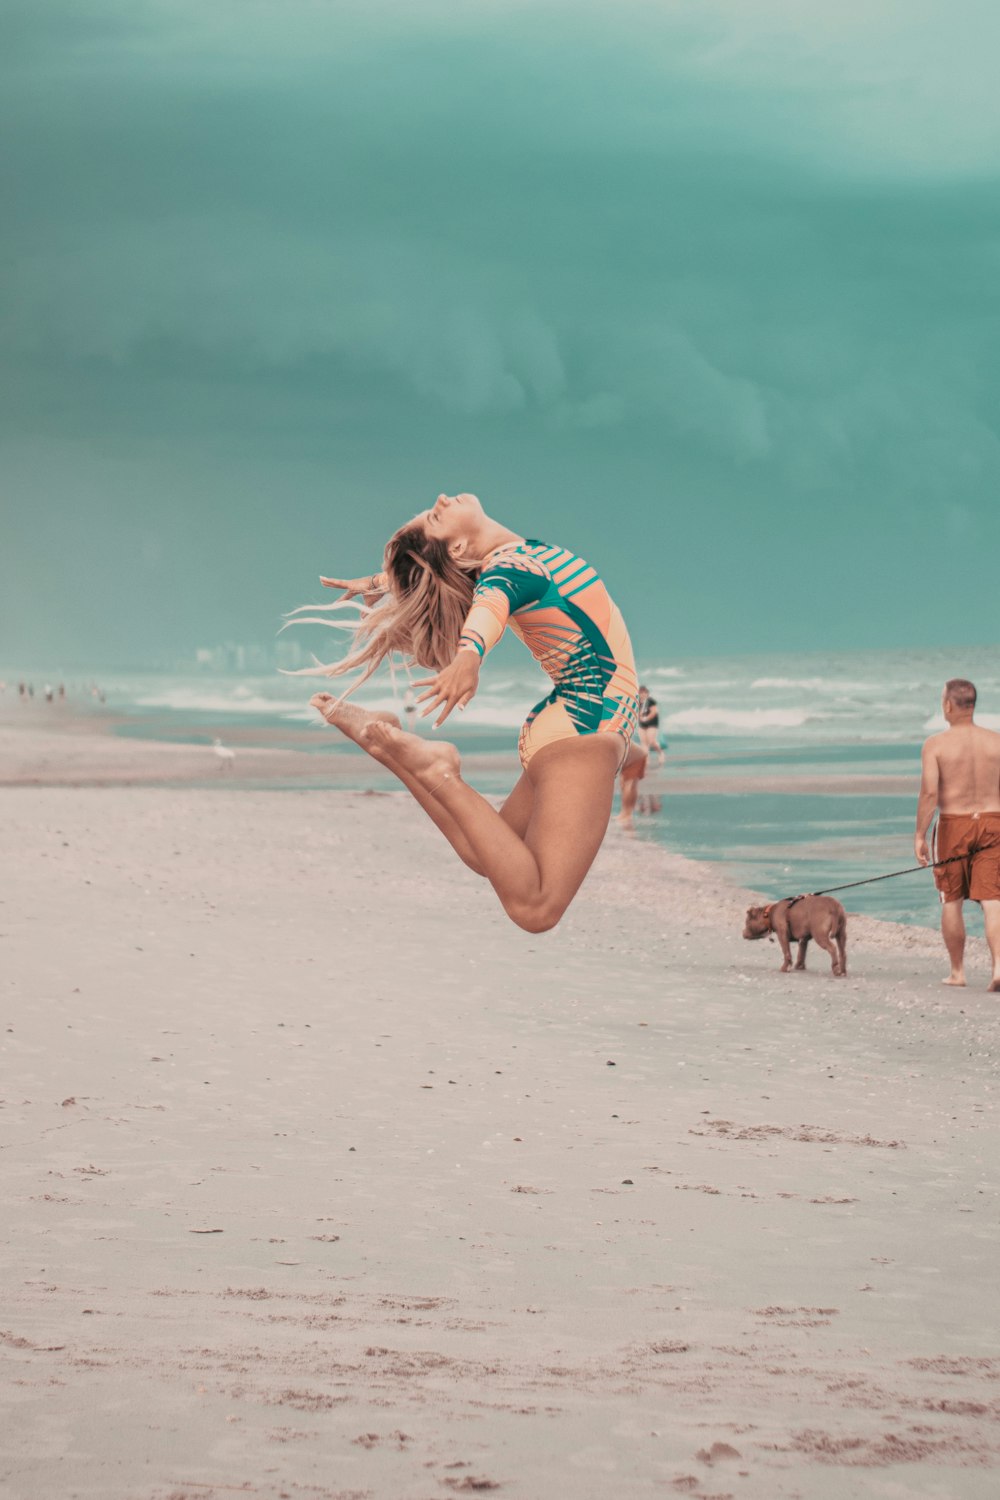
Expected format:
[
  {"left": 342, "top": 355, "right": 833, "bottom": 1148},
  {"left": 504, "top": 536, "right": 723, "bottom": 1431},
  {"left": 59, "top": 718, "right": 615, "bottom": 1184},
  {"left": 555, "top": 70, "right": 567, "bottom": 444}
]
[{"left": 664, "top": 707, "right": 815, "bottom": 732}]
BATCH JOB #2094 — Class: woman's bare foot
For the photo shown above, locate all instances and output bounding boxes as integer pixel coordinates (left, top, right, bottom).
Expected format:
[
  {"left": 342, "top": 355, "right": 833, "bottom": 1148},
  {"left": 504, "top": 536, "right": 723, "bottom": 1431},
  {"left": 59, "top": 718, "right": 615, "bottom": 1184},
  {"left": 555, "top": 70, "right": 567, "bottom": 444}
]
[
  {"left": 364, "top": 722, "right": 461, "bottom": 791},
  {"left": 942, "top": 972, "right": 966, "bottom": 987},
  {"left": 310, "top": 693, "right": 400, "bottom": 746}
]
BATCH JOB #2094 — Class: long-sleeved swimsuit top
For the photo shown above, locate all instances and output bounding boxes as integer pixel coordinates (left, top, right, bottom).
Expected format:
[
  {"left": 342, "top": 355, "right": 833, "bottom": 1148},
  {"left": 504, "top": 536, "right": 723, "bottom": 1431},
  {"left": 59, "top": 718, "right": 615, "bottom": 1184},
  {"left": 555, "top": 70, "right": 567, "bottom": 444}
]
[{"left": 457, "top": 538, "right": 639, "bottom": 768}]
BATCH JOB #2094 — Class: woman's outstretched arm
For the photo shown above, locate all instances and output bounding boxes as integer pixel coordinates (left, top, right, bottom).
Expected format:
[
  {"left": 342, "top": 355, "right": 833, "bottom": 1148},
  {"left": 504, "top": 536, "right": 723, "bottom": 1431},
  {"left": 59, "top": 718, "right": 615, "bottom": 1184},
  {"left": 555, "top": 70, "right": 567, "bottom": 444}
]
[{"left": 412, "top": 563, "right": 518, "bottom": 725}]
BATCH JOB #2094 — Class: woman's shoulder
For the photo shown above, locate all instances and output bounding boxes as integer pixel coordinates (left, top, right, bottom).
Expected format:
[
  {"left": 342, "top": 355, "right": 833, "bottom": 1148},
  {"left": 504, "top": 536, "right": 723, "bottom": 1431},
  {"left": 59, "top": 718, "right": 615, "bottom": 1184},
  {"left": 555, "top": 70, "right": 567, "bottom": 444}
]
[{"left": 479, "top": 540, "right": 551, "bottom": 580}]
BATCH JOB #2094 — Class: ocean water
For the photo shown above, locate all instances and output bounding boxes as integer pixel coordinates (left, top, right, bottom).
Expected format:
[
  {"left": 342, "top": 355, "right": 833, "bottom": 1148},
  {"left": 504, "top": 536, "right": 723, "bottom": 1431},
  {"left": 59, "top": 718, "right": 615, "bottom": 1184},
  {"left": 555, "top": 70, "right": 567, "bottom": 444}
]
[{"left": 14, "top": 643, "right": 1000, "bottom": 932}]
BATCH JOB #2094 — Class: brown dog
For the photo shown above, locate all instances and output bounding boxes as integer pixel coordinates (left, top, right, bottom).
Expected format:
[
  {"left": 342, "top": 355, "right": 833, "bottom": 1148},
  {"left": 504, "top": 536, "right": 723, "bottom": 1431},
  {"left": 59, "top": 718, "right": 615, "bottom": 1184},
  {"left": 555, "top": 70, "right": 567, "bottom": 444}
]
[{"left": 743, "top": 896, "right": 848, "bottom": 977}]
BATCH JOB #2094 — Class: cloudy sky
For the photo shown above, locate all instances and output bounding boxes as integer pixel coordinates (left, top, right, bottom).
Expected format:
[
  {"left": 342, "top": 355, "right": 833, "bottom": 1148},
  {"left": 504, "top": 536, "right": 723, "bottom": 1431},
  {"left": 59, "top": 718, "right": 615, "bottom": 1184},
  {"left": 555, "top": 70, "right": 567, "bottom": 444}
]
[{"left": 3, "top": 0, "right": 999, "bottom": 669}]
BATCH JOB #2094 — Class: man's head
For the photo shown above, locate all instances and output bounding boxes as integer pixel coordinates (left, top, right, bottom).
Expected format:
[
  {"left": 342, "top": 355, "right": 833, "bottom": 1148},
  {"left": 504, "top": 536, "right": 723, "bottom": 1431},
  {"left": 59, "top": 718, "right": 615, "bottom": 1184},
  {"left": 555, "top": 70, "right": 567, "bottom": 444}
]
[{"left": 943, "top": 678, "right": 977, "bottom": 722}]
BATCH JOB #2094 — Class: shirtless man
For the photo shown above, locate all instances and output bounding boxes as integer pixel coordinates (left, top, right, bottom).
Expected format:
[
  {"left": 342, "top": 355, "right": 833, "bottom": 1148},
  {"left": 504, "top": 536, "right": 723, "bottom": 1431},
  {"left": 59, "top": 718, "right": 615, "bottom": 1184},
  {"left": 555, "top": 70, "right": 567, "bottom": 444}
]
[{"left": 915, "top": 678, "right": 1000, "bottom": 992}]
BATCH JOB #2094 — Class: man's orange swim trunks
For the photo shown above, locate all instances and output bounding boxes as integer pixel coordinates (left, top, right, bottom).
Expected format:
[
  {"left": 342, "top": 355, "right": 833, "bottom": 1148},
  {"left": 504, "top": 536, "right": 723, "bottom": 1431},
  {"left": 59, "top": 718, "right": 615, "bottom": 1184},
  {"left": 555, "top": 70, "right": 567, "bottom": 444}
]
[{"left": 934, "top": 812, "right": 1000, "bottom": 903}]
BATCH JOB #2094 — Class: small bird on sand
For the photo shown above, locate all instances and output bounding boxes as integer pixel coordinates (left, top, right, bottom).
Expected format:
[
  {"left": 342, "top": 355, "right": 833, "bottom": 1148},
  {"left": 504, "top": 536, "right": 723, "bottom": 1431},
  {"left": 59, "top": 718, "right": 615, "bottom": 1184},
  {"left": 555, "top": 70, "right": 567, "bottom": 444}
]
[{"left": 211, "top": 738, "right": 236, "bottom": 773}]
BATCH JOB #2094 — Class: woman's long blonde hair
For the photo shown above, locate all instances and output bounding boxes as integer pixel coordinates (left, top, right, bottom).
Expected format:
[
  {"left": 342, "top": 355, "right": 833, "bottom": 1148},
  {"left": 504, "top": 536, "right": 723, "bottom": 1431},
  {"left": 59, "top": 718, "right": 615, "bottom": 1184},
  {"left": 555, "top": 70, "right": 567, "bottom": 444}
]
[{"left": 284, "top": 522, "right": 478, "bottom": 695}]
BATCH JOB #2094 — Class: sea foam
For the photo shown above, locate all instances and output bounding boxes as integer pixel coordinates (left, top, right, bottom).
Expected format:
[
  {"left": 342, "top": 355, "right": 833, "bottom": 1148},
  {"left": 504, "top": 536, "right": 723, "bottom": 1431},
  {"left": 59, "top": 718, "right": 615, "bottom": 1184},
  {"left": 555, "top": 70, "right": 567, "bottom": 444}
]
[{"left": 664, "top": 707, "right": 815, "bottom": 731}]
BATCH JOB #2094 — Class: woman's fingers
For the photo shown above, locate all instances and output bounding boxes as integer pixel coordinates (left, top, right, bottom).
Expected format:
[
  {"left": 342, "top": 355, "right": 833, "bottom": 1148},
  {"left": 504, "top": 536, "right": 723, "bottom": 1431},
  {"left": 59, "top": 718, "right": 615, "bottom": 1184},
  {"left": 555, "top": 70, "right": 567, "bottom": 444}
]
[
  {"left": 435, "top": 694, "right": 472, "bottom": 726},
  {"left": 421, "top": 690, "right": 455, "bottom": 720},
  {"left": 414, "top": 661, "right": 477, "bottom": 721},
  {"left": 321, "top": 575, "right": 371, "bottom": 602},
  {"left": 320, "top": 575, "right": 360, "bottom": 604},
  {"left": 429, "top": 690, "right": 467, "bottom": 725}
]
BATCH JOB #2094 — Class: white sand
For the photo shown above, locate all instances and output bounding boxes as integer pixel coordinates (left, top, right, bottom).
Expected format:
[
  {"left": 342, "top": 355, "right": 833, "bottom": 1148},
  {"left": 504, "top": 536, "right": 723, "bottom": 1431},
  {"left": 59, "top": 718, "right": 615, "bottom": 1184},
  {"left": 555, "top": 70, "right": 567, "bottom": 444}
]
[{"left": 2, "top": 721, "right": 999, "bottom": 1499}]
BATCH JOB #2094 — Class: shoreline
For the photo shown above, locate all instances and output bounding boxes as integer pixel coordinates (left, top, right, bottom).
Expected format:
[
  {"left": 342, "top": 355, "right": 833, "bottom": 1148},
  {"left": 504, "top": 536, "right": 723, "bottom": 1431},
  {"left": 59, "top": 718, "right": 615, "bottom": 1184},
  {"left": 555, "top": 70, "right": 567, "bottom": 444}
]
[
  {"left": 0, "top": 713, "right": 521, "bottom": 791},
  {"left": 1, "top": 699, "right": 921, "bottom": 801},
  {"left": 0, "top": 707, "right": 984, "bottom": 964},
  {"left": 0, "top": 708, "right": 946, "bottom": 949}
]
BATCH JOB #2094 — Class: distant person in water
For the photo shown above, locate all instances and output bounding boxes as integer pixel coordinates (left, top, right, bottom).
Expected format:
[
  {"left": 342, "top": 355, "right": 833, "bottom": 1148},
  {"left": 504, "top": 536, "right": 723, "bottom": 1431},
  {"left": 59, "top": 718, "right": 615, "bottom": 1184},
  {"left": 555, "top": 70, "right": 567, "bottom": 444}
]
[
  {"left": 915, "top": 678, "right": 1000, "bottom": 992},
  {"left": 637, "top": 685, "right": 666, "bottom": 766},
  {"left": 293, "top": 492, "right": 643, "bottom": 932}
]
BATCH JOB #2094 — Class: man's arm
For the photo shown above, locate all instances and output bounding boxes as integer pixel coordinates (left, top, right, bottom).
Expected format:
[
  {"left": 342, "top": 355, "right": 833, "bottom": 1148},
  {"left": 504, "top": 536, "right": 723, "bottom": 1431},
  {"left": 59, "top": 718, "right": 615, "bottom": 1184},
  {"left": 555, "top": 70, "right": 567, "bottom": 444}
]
[{"left": 914, "top": 740, "right": 940, "bottom": 865}]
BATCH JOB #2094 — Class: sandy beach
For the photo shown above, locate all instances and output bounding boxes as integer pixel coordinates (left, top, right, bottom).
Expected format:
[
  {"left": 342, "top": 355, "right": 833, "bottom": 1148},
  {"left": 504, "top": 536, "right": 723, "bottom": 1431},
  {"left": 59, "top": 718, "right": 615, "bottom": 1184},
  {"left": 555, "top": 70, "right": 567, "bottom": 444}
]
[{"left": 2, "top": 712, "right": 999, "bottom": 1500}]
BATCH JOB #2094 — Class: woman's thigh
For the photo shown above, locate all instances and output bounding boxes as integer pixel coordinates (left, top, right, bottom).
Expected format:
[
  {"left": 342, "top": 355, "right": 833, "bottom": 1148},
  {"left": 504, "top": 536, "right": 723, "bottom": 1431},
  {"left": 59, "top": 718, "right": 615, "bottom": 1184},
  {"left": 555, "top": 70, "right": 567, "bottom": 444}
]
[
  {"left": 523, "top": 735, "right": 621, "bottom": 903},
  {"left": 500, "top": 772, "right": 534, "bottom": 838}
]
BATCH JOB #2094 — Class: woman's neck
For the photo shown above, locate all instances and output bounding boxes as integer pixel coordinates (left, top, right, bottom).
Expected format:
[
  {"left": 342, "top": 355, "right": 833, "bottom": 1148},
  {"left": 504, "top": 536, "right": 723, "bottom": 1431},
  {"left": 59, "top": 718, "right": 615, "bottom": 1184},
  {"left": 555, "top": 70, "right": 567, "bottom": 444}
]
[{"left": 472, "top": 518, "right": 524, "bottom": 563}]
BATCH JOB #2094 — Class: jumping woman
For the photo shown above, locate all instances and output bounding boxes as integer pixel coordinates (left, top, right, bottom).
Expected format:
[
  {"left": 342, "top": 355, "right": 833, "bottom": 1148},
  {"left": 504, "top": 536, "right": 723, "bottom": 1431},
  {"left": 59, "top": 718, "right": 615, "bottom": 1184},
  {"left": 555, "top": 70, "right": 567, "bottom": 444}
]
[{"left": 298, "top": 492, "right": 642, "bottom": 932}]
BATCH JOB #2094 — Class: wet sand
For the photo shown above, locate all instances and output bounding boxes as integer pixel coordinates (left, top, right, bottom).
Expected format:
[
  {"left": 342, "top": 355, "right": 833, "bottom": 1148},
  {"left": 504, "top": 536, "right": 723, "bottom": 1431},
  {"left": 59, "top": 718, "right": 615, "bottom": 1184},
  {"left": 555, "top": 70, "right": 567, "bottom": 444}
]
[
  {"left": 0, "top": 708, "right": 517, "bottom": 791},
  {"left": 2, "top": 716, "right": 999, "bottom": 1499}
]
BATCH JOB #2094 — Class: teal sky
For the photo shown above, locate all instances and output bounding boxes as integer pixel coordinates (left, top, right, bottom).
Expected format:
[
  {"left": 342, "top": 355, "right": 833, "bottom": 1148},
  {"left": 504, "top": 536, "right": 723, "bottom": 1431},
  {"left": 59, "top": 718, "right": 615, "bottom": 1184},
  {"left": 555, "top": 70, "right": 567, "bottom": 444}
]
[{"left": 3, "top": 0, "right": 999, "bottom": 669}]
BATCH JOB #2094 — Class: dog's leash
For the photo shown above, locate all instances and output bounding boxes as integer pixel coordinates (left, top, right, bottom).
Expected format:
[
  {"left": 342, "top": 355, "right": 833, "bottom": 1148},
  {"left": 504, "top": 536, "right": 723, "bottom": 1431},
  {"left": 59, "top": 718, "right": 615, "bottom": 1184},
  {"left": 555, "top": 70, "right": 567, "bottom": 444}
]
[{"left": 779, "top": 850, "right": 973, "bottom": 906}]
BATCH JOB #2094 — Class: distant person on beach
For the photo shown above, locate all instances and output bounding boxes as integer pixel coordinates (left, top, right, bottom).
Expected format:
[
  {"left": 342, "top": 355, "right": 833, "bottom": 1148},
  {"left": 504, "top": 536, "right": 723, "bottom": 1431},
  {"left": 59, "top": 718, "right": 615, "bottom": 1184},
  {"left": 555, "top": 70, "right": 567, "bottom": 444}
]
[
  {"left": 618, "top": 744, "right": 648, "bottom": 830},
  {"left": 915, "top": 678, "right": 1000, "bottom": 992},
  {"left": 298, "top": 492, "right": 643, "bottom": 931},
  {"left": 637, "top": 685, "right": 666, "bottom": 766}
]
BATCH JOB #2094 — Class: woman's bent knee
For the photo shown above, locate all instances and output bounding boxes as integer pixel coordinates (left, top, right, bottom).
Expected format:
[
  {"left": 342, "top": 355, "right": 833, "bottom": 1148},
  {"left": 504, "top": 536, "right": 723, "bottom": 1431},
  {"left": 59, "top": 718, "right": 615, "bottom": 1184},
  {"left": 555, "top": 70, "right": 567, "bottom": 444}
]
[{"left": 506, "top": 898, "right": 564, "bottom": 933}]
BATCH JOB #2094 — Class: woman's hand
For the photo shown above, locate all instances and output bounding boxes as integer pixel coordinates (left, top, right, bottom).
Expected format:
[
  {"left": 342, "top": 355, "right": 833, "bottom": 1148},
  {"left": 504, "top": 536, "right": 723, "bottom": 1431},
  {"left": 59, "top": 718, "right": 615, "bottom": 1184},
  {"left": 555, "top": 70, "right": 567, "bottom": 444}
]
[
  {"left": 320, "top": 574, "right": 385, "bottom": 604},
  {"left": 415, "top": 653, "right": 481, "bottom": 727}
]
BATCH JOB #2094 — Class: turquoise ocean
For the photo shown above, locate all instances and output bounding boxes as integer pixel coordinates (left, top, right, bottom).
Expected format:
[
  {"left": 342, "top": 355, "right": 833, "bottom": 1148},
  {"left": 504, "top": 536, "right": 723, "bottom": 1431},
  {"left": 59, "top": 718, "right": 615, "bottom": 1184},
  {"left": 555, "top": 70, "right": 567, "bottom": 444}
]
[{"left": 22, "top": 643, "right": 1000, "bottom": 932}]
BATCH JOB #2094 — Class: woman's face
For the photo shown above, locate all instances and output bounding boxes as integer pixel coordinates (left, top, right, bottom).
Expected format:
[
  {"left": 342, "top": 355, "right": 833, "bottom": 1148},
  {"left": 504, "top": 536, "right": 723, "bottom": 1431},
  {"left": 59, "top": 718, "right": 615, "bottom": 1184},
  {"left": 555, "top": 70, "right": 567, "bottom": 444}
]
[{"left": 413, "top": 492, "right": 484, "bottom": 547}]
